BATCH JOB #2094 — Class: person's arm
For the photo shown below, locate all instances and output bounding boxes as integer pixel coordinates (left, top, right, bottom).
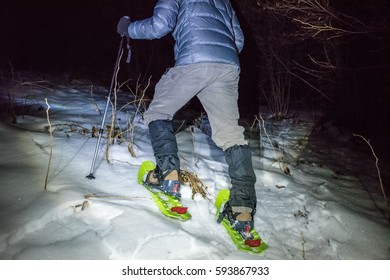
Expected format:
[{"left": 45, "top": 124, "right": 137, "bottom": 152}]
[{"left": 128, "top": 0, "right": 180, "bottom": 39}]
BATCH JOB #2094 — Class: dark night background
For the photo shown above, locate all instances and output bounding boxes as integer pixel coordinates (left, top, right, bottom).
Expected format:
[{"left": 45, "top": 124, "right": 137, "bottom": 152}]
[{"left": 1, "top": 0, "right": 390, "bottom": 146}]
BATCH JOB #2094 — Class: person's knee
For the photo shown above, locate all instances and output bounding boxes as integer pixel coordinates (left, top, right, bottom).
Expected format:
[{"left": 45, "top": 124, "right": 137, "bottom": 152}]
[{"left": 213, "top": 131, "right": 247, "bottom": 151}]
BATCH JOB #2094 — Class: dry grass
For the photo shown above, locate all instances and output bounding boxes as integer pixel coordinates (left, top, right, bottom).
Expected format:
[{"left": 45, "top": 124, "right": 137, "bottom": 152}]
[
  {"left": 255, "top": 114, "right": 291, "bottom": 175},
  {"left": 179, "top": 170, "right": 211, "bottom": 201}
]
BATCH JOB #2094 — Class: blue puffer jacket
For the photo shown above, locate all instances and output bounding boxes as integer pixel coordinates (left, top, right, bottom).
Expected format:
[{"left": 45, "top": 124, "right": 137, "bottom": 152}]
[{"left": 128, "top": 0, "right": 244, "bottom": 67}]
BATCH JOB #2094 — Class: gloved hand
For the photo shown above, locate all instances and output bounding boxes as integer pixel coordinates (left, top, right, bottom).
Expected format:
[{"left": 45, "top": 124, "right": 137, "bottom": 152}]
[{"left": 117, "top": 16, "right": 131, "bottom": 37}]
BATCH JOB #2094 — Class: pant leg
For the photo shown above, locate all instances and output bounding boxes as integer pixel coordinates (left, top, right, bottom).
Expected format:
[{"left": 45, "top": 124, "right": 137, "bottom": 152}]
[
  {"left": 144, "top": 64, "right": 211, "bottom": 125},
  {"left": 144, "top": 64, "right": 219, "bottom": 172},
  {"left": 196, "top": 65, "right": 247, "bottom": 151},
  {"left": 197, "top": 65, "right": 257, "bottom": 210}
]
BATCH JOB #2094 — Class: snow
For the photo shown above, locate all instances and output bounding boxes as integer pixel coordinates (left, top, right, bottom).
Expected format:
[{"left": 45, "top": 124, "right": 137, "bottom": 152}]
[{"left": 0, "top": 73, "right": 389, "bottom": 263}]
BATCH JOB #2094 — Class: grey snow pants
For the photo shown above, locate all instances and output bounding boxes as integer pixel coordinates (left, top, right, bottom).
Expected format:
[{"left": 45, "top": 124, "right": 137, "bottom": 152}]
[{"left": 145, "top": 63, "right": 257, "bottom": 210}]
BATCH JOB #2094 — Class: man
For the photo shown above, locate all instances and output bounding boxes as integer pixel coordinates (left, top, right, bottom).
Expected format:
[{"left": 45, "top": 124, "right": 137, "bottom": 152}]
[{"left": 117, "top": 0, "right": 257, "bottom": 239}]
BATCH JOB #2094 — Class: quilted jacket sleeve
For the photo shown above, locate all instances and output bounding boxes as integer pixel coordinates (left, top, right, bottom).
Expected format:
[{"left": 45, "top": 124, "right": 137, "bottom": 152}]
[{"left": 128, "top": 0, "right": 179, "bottom": 39}]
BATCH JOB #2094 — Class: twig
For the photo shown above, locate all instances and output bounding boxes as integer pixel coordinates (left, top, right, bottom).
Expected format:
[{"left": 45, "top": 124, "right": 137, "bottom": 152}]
[
  {"left": 44, "top": 98, "right": 53, "bottom": 190},
  {"left": 256, "top": 114, "right": 290, "bottom": 174},
  {"left": 106, "top": 48, "right": 124, "bottom": 162},
  {"left": 127, "top": 76, "right": 151, "bottom": 157},
  {"left": 249, "top": 117, "right": 262, "bottom": 149},
  {"left": 72, "top": 201, "right": 90, "bottom": 212},
  {"left": 84, "top": 193, "right": 152, "bottom": 201},
  {"left": 270, "top": 48, "right": 332, "bottom": 101},
  {"left": 353, "top": 133, "right": 389, "bottom": 222},
  {"left": 19, "top": 80, "right": 54, "bottom": 92},
  {"left": 89, "top": 84, "right": 101, "bottom": 115}
]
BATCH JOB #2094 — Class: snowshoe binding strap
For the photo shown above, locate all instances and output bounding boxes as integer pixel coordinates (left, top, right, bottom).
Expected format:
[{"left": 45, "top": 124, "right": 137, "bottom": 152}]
[
  {"left": 217, "top": 202, "right": 231, "bottom": 223},
  {"left": 160, "top": 169, "right": 181, "bottom": 198},
  {"left": 161, "top": 179, "right": 181, "bottom": 199},
  {"left": 145, "top": 168, "right": 181, "bottom": 199},
  {"left": 230, "top": 217, "right": 254, "bottom": 240},
  {"left": 217, "top": 202, "right": 255, "bottom": 240},
  {"left": 144, "top": 169, "right": 162, "bottom": 187}
]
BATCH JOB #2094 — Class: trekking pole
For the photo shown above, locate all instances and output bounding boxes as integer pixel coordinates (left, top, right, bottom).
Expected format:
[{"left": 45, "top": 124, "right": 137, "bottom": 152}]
[{"left": 86, "top": 36, "right": 125, "bottom": 179}]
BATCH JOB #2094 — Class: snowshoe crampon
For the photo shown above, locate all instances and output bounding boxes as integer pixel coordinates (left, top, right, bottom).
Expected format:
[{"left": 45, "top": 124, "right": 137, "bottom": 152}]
[
  {"left": 137, "top": 161, "right": 191, "bottom": 221},
  {"left": 215, "top": 189, "right": 268, "bottom": 254}
]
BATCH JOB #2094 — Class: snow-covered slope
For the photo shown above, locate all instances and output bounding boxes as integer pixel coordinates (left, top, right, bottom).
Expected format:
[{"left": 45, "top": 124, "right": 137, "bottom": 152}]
[{"left": 0, "top": 74, "right": 389, "bottom": 260}]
